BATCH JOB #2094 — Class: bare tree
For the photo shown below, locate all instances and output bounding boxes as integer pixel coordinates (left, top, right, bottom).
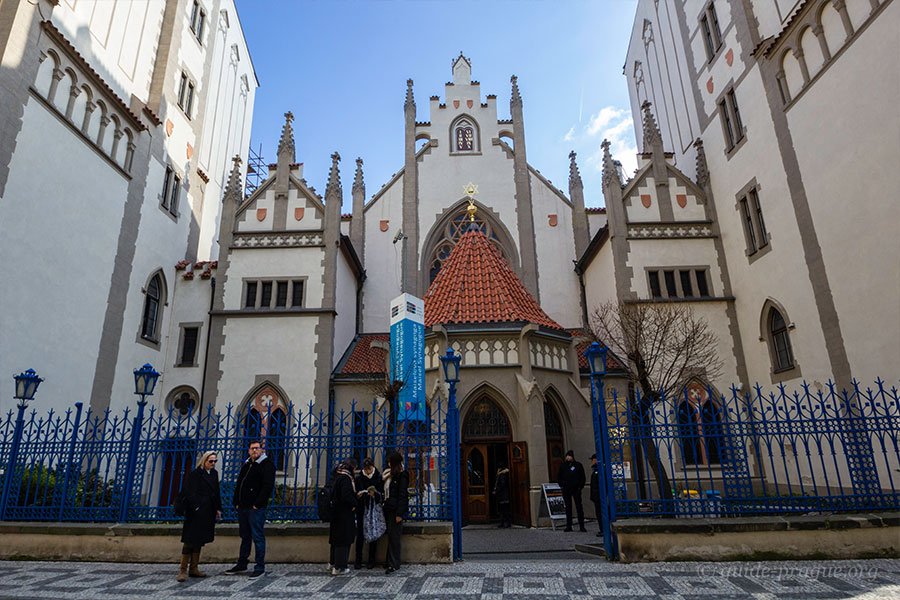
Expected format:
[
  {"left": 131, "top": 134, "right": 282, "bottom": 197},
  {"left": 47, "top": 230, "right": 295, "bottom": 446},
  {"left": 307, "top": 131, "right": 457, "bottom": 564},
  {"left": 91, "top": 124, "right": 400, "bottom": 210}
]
[{"left": 590, "top": 300, "right": 724, "bottom": 500}]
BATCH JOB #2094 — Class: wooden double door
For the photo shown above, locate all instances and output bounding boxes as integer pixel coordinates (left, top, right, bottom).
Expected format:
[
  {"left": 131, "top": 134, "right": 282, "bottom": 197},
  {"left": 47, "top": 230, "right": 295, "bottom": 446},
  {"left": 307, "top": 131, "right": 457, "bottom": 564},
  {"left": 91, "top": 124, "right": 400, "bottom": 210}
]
[{"left": 461, "top": 441, "right": 530, "bottom": 526}]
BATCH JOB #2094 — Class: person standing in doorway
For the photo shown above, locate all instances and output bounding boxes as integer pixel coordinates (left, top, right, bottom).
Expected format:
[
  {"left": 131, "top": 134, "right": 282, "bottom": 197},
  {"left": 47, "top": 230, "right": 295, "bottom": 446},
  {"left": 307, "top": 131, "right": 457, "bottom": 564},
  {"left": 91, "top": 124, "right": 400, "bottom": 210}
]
[
  {"left": 382, "top": 451, "right": 409, "bottom": 574},
  {"left": 329, "top": 458, "right": 358, "bottom": 575},
  {"left": 177, "top": 451, "right": 221, "bottom": 582},
  {"left": 590, "top": 453, "right": 602, "bottom": 537},
  {"left": 557, "top": 449, "right": 586, "bottom": 532},
  {"left": 493, "top": 462, "right": 512, "bottom": 528},
  {"left": 354, "top": 457, "right": 383, "bottom": 569},
  {"left": 225, "top": 440, "right": 276, "bottom": 578}
]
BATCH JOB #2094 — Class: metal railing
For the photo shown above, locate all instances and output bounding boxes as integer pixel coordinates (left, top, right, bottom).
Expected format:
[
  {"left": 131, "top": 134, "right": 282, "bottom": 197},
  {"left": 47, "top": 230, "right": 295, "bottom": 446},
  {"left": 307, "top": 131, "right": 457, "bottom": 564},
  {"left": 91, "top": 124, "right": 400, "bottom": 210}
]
[
  {"left": 0, "top": 397, "right": 453, "bottom": 523},
  {"left": 600, "top": 378, "right": 900, "bottom": 519}
]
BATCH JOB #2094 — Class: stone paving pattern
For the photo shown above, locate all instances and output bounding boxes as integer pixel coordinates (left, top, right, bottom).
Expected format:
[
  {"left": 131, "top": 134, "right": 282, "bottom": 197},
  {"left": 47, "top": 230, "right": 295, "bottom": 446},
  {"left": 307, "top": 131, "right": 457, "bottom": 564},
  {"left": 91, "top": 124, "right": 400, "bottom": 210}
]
[{"left": 0, "top": 558, "right": 897, "bottom": 599}]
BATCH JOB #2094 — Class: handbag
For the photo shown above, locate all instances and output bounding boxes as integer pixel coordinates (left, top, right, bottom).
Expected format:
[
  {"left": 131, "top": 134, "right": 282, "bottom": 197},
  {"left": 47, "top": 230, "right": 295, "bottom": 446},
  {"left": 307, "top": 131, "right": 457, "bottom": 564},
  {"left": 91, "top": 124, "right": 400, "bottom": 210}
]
[{"left": 363, "top": 495, "right": 386, "bottom": 543}]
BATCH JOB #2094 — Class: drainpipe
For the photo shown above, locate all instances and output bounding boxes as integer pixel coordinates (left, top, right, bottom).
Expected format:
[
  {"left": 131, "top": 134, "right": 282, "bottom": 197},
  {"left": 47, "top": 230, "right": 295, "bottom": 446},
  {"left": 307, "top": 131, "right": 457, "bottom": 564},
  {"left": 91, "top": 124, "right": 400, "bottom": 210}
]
[{"left": 197, "top": 276, "right": 215, "bottom": 425}]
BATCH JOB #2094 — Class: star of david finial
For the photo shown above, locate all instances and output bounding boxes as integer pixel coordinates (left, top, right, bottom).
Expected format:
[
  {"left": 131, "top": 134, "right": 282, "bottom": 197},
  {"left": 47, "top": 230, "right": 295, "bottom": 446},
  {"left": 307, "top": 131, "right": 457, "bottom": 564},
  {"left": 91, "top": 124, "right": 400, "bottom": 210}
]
[
  {"left": 462, "top": 182, "right": 478, "bottom": 198},
  {"left": 462, "top": 182, "right": 479, "bottom": 223}
]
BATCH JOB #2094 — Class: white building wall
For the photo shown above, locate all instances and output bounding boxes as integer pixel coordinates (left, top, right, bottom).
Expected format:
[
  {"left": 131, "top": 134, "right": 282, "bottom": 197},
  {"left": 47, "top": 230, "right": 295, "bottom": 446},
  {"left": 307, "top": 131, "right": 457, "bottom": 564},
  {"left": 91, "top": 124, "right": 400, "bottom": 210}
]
[
  {"left": 333, "top": 252, "right": 358, "bottom": 369},
  {"left": 361, "top": 175, "right": 404, "bottom": 332}
]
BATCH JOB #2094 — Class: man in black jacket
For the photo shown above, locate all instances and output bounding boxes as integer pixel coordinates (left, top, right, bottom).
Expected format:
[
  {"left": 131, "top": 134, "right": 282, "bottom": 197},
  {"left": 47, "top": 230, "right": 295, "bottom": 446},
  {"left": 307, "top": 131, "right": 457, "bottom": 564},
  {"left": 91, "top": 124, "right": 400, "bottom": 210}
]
[
  {"left": 225, "top": 440, "right": 276, "bottom": 577},
  {"left": 556, "top": 449, "right": 586, "bottom": 532}
]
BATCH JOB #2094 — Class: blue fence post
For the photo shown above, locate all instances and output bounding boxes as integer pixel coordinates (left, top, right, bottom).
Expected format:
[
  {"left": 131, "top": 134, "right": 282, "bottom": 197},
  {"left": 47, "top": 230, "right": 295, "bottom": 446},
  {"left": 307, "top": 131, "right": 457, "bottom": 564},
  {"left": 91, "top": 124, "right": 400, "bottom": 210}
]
[
  {"left": 447, "top": 380, "right": 462, "bottom": 561},
  {"left": 119, "top": 398, "right": 147, "bottom": 522},
  {"left": 0, "top": 402, "right": 28, "bottom": 520},
  {"left": 57, "top": 402, "right": 83, "bottom": 522}
]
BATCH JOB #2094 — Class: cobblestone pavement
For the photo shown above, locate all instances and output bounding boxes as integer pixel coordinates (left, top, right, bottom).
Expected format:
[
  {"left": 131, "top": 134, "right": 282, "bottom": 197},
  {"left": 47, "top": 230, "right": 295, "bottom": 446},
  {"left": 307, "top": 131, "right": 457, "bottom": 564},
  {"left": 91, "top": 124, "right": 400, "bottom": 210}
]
[{"left": 0, "top": 558, "right": 897, "bottom": 599}]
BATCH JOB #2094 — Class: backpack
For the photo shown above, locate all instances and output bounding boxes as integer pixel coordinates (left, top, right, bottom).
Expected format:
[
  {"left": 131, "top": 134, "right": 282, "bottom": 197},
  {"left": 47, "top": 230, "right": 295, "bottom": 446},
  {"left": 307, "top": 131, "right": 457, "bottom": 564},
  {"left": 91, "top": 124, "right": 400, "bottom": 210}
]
[
  {"left": 317, "top": 479, "right": 335, "bottom": 522},
  {"left": 173, "top": 487, "right": 188, "bottom": 517}
]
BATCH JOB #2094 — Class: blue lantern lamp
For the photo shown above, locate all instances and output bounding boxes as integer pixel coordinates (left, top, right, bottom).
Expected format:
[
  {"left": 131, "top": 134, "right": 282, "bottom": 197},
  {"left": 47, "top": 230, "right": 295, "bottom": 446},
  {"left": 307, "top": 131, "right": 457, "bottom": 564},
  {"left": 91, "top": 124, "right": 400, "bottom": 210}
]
[
  {"left": 1, "top": 369, "right": 43, "bottom": 519},
  {"left": 439, "top": 348, "right": 462, "bottom": 561},
  {"left": 120, "top": 363, "right": 160, "bottom": 521},
  {"left": 133, "top": 363, "right": 160, "bottom": 400},
  {"left": 13, "top": 369, "right": 43, "bottom": 406},
  {"left": 584, "top": 342, "right": 608, "bottom": 379}
]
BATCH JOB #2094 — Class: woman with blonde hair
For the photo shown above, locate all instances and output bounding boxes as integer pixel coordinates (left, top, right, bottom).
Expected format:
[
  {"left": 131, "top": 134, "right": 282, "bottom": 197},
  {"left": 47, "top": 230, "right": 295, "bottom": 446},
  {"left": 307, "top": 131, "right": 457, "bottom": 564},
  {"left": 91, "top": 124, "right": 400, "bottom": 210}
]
[{"left": 177, "top": 450, "right": 222, "bottom": 582}]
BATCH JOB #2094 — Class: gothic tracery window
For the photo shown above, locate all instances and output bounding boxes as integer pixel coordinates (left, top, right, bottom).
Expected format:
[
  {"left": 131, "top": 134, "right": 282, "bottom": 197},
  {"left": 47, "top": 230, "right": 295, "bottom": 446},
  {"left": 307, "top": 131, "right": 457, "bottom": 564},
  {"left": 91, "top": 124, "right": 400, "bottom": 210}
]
[
  {"left": 452, "top": 117, "right": 477, "bottom": 153},
  {"left": 463, "top": 397, "right": 510, "bottom": 440},
  {"left": 428, "top": 211, "right": 508, "bottom": 283}
]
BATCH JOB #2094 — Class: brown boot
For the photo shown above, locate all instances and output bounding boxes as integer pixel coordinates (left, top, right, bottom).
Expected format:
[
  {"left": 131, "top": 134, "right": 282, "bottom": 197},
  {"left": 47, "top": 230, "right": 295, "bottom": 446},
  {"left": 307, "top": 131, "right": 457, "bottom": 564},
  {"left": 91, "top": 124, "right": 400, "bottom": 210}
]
[
  {"left": 177, "top": 554, "right": 190, "bottom": 582},
  {"left": 189, "top": 551, "right": 207, "bottom": 578}
]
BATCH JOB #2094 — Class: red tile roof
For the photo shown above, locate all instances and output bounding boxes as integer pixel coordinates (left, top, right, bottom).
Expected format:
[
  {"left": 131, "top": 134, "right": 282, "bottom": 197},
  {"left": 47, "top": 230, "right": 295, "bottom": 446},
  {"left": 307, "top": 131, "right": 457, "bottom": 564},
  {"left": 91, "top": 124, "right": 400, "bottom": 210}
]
[
  {"left": 424, "top": 228, "right": 564, "bottom": 331},
  {"left": 340, "top": 334, "right": 389, "bottom": 374}
]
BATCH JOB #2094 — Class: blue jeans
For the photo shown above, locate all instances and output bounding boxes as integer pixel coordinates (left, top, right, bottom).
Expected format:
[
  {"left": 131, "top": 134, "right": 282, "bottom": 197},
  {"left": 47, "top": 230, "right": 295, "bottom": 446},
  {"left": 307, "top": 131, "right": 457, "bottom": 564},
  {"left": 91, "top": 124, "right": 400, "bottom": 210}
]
[{"left": 237, "top": 507, "right": 266, "bottom": 571}]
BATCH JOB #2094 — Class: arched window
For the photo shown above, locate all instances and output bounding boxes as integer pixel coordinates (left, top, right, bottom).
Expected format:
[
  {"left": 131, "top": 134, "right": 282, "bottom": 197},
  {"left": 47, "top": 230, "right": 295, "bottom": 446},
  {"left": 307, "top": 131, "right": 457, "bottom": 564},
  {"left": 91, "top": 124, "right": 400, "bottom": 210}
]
[
  {"left": 677, "top": 383, "right": 721, "bottom": 466},
  {"left": 427, "top": 209, "right": 511, "bottom": 283},
  {"left": 770, "top": 308, "right": 795, "bottom": 372},
  {"left": 463, "top": 397, "right": 511, "bottom": 440},
  {"left": 544, "top": 401, "right": 565, "bottom": 482},
  {"left": 450, "top": 115, "right": 479, "bottom": 154},
  {"left": 141, "top": 274, "right": 163, "bottom": 341}
]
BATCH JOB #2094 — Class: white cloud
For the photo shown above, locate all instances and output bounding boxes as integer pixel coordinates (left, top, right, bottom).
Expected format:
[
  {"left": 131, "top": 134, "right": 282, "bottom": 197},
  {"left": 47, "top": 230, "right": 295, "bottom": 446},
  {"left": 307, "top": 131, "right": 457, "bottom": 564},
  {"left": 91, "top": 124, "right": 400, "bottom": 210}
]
[
  {"left": 585, "top": 106, "right": 627, "bottom": 137},
  {"left": 584, "top": 109, "right": 638, "bottom": 180},
  {"left": 563, "top": 126, "right": 575, "bottom": 142}
]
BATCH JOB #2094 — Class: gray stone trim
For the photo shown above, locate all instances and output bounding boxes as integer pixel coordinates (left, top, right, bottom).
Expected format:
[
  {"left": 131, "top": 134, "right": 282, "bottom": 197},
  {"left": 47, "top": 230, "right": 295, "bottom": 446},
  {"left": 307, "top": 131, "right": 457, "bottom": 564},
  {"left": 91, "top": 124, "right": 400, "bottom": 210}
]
[
  {"left": 210, "top": 308, "right": 335, "bottom": 317},
  {"left": 602, "top": 177, "right": 636, "bottom": 302},
  {"left": 401, "top": 81, "right": 420, "bottom": 296},
  {"left": 89, "top": 130, "right": 154, "bottom": 413},
  {"left": 510, "top": 80, "right": 540, "bottom": 301},
  {"left": 759, "top": 297, "right": 803, "bottom": 384},
  {"left": 313, "top": 155, "right": 341, "bottom": 410},
  {"left": 731, "top": 0, "right": 851, "bottom": 385},
  {"left": 173, "top": 321, "right": 204, "bottom": 368},
  {"left": 733, "top": 177, "right": 773, "bottom": 264},
  {"left": 231, "top": 231, "right": 324, "bottom": 248},
  {"left": 627, "top": 221, "right": 715, "bottom": 239}
]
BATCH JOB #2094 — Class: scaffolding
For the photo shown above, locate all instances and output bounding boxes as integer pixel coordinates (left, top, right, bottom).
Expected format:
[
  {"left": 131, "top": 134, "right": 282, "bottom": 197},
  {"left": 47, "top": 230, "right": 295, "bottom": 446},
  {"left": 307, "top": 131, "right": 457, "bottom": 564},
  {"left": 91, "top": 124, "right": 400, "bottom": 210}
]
[{"left": 244, "top": 143, "right": 265, "bottom": 198}]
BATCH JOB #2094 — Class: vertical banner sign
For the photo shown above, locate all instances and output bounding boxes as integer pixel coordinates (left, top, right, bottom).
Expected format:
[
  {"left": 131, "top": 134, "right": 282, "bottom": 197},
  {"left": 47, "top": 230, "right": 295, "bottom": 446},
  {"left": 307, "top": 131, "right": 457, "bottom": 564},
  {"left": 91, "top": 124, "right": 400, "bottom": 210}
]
[{"left": 390, "top": 293, "right": 425, "bottom": 421}]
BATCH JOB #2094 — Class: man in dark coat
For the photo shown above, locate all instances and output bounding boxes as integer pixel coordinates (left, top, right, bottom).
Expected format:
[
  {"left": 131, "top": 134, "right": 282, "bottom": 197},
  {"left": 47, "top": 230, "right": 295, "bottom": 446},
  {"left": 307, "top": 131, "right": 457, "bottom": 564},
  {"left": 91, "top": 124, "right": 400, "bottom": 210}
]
[
  {"left": 354, "top": 457, "right": 383, "bottom": 569},
  {"left": 178, "top": 451, "right": 221, "bottom": 582},
  {"left": 225, "top": 440, "right": 276, "bottom": 578},
  {"left": 329, "top": 459, "right": 358, "bottom": 575},
  {"left": 493, "top": 462, "right": 512, "bottom": 528},
  {"left": 590, "top": 453, "right": 602, "bottom": 537},
  {"left": 382, "top": 452, "right": 409, "bottom": 574},
  {"left": 556, "top": 449, "right": 586, "bottom": 532}
]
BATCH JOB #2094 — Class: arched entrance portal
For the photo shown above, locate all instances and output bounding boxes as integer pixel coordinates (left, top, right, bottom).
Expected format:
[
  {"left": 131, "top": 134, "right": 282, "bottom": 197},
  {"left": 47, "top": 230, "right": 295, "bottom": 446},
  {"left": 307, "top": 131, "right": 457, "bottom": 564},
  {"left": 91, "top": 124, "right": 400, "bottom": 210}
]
[{"left": 461, "top": 397, "right": 530, "bottom": 525}]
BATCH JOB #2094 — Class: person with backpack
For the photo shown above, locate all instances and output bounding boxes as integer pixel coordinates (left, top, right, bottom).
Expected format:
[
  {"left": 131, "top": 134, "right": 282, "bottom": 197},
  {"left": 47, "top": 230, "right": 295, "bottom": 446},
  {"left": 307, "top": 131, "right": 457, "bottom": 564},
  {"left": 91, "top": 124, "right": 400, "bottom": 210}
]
[
  {"left": 382, "top": 452, "right": 409, "bottom": 574},
  {"left": 354, "top": 457, "right": 383, "bottom": 569},
  {"left": 224, "top": 440, "right": 276, "bottom": 578},
  {"left": 328, "top": 458, "right": 358, "bottom": 575},
  {"left": 177, "top": 451, "right": 221, "bottom": 582}
]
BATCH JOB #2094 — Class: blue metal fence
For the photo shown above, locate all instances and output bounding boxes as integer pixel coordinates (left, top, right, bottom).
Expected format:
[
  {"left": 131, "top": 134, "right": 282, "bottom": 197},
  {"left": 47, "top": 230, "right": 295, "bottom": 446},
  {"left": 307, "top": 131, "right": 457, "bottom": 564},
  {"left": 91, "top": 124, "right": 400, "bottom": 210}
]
[
  {"left": 0, "top": 397, "right": 453, "bottom": 523},
  {"left": 600, "top": 378, "right": 900, "bottom": 519}
]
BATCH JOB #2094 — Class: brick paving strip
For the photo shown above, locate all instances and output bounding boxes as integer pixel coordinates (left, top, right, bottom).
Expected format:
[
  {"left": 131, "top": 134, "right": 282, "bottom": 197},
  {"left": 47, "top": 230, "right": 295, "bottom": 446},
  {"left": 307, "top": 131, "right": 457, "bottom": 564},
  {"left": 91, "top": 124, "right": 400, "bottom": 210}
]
[{"left": 0, "top": 559, "right": 897, "bottom": 599}]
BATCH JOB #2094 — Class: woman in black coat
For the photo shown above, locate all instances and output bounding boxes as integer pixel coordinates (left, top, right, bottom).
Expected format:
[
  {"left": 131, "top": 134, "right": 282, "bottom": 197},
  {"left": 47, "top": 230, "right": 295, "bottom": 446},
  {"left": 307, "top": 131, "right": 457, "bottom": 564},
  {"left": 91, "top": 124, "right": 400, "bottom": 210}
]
[
  {"left": 354, "top": 457, "right": 383, "bottom": 569},
  {"left": 328, "top": 459, "right": 358, "bottom": 575},
  {"left": 178, "top": 451, "right": 221, "bottom": 582},
  {"left": 382, "top": 451, "right": 409, "bottom": 574}
]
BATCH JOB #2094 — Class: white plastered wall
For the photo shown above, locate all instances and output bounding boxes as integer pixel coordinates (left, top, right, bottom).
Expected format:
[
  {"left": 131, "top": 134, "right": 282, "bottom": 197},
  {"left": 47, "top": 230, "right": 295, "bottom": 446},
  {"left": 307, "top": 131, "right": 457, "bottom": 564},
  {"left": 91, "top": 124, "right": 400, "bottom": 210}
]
[
  {"left": 333, "top": 251, "right": 358, "bottom": 369},
  {"left": 361, "top": 174, "right": 403, "bottom": 332}
]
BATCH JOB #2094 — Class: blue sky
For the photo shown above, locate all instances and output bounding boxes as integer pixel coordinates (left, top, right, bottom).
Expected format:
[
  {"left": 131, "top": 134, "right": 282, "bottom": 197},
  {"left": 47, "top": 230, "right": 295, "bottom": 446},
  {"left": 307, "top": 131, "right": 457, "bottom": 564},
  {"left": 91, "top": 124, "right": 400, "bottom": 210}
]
[{"left": 235, "top": 0, "right": 639, "bottom": 210}]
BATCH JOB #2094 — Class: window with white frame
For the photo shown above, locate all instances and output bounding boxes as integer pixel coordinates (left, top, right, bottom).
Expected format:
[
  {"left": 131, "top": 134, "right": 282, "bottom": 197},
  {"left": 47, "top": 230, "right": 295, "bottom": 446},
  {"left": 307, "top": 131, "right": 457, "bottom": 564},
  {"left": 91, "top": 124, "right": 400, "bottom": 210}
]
[
  {"left": 177, "top": 72, "right": 195, "bottom": 119},
  {"left": 719, "top": 87, "right": 744, "bottom": 151},
  {"left": 700, "top": 1, "right": 723, "bottom": 61},
  {"left": 161, "top": 166, "right": 181, "bottom": 217},
  {"left": 738, "top": 185, "right": 769, "bottom": 255},
  {"left": 189, "top": 1, "right": 206, "bottom": 43}
]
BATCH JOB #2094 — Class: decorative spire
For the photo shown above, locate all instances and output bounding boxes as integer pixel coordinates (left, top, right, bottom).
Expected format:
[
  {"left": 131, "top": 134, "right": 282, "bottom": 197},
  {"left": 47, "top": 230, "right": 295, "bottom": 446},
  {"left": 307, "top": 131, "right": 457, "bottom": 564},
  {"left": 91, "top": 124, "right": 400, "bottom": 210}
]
[
  {"left": 568, "top": 150, "right": 582, "bottom": 190},
  {"left": 693, "top": 138, "right": 710, "bottom": 188},
  {"left": 352, "top": 157, "right": 364, "bottom": 194},
  {"left": 223, "top": 155, "right": 243, "bottom": 204},
  {"left": 640, "top": 100, "right": 662, "bottom": 151},
  {"left": 510, "top": 75, "right": 521, "bottom": 107},
  {"left": 277, "top": 111, "right": 295, "bottom": 161},
  {"left": 404, "top": 79, "right": 415, "bottom": 109},
  {"left": 326, "top": 152, "right": 341, "bottom": 198},
  {"left": 601, "top": 140, "right": 622, "bottom": 189}
]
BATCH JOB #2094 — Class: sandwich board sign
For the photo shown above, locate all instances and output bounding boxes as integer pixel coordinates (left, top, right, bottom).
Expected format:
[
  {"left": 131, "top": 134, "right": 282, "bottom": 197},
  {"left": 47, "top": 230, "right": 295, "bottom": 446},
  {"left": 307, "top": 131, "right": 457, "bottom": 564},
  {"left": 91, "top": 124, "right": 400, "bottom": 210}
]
[{"left": 540, "top": 483, "right": 567, "bottom": 530}]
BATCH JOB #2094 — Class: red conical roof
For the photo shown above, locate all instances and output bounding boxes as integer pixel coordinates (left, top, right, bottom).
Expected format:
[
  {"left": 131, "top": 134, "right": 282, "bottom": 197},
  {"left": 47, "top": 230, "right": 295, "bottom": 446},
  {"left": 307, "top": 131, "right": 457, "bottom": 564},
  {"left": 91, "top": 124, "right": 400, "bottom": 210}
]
[{"left": 424, "top": 228, "right": 563, "bottom": 330}]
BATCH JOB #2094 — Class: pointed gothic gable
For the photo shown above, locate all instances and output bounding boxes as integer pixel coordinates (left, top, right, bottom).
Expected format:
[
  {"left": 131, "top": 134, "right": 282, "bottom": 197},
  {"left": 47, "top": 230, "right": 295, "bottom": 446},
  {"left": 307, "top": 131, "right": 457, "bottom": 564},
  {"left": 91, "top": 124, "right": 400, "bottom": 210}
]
[
  {"left": 620, "top": 159, "right": 708, "bottom": 225},
  {"left": 424, "top": 228, "right": 563, "bottom": 330},
  {"left": 233, "top": 170, "right": 326, "bottom": 233}
]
